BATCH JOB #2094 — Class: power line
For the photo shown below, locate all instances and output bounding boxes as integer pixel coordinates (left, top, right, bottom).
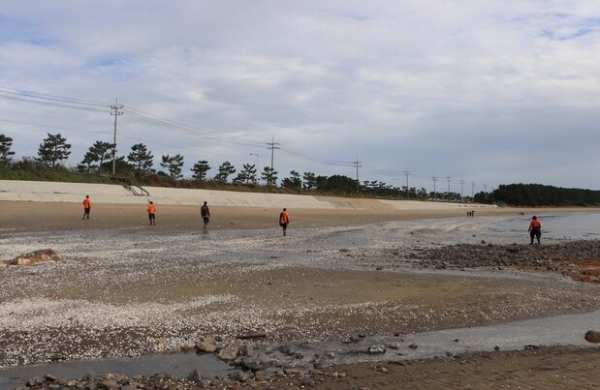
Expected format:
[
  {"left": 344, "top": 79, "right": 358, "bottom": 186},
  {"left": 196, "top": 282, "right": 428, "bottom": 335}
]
[{"left": 0, "top": 86, "right": 481, "bottom": 186}]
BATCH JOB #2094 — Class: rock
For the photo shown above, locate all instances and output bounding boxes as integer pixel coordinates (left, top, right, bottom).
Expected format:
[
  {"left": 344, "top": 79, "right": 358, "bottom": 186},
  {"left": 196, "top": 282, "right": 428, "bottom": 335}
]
[
  {"left": 239, "top": 356, "right": 261, "bottom": 371},
  {"left": 43, "top": 373, "right": 59, "bottom": 382},
  {"left": 254, "top": 369, "right": 268, "bottom": 382},
  {"left": 196, "top": 337, "right": 217, "bottom": 353},
  {"left": 232, "top": 369, "right": 253, "bottom": 382},
  {"left": 218, "top": 343, "right": 239, "bottom": 361},
  {"left": 7, "top": 249, "right": 63, "bottom": 265},
  {"left": 26, "top": 377, "right": 41, "bottom": 387},
  {"left": 98, "top": 379, "right": 120, "bottom": 389},
  {"left": 368, "top": 344, "right": 386, "bottom": 354},
  {"left": 239, "top": 342, "right": 254, "bottom": 356},
  {"left": 585, "top": 330, "right": 600, "bottom": 343},
  {"left": 187, "top": 368, "right": 201, "bottom": 382},
  {"left": 300, "top": 375, "right": 316, "bottom": 387}
]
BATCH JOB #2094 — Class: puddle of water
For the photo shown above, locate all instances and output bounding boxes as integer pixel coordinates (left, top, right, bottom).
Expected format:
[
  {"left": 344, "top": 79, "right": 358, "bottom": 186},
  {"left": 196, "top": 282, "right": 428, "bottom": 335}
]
[
  {"left": 0, "top": 352, "right": 232, "bottom": 389},
  {"left": 254, "top": 309, "right": 600, "bottom": 368}
]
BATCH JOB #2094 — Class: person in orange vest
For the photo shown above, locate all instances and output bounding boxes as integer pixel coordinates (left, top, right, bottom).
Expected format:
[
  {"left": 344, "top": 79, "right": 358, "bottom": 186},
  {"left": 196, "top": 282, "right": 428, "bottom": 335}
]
[
  {"left": 528, "top": 215, "right": 541, "bottom": 245},
  {"left": 147, "top": 201, "right": 156, "bottom": 225},
  {"left": 279, "top": 208, "right": 290, "bottom": 236},
  {"left": 82, "top": 195, "right": 91, "bottom": 219}
]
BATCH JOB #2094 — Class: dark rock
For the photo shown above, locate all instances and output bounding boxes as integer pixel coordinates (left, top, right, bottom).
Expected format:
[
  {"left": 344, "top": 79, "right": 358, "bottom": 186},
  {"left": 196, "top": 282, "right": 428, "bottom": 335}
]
[{"left": 585, "top": 330, "right": 600, "bottom": 343}]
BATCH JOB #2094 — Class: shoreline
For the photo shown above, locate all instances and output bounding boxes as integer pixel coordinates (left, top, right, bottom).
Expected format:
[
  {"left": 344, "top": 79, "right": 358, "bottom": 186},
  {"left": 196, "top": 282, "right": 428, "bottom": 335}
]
[{"left": 0, "top": 199, "right": 596, "bottom": 232}]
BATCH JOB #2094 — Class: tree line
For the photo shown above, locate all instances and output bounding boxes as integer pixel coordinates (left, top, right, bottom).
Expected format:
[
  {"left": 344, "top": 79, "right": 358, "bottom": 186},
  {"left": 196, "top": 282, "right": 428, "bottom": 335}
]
[
  {"left": 3, "top": 133, "right": 596, "bottom": 206},
  {"left": 480, "top": 183, "right": 600, "bottom": 207},
  {"left": 0, "top": 132, "right": 436, "bottom": 199}
]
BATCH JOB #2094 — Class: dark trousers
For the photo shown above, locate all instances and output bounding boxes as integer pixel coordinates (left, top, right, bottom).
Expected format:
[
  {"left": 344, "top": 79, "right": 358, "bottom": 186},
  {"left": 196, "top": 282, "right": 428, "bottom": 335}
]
[{"left": 530, "top": 229, "right": 541, "bottom": 243}]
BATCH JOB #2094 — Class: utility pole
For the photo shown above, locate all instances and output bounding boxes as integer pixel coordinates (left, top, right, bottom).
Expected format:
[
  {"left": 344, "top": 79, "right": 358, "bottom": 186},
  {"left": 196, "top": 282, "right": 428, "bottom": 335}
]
[
  {"left": 432, "top": 176, "right": 438, "bottom": 197},
  {"left": 266, "top": 138, "right": 280, "bottom": 170},
  {"left": 110, "top": 100, "right": 123, "bottom": 175},
  {"left": 446, "top": 176, "right": 451, "bottom": 194},
  {"left": 471, "top": 181, "right": 475, "bottom": 198},
  {"left": 459, "top": 179, "right": 465, "bottom": 198},
  {"left": 353, "top": 158, "right": 362, "bottom": 193},
  {"left": 404, "top": 170, "right": 410, "bottom": 199},
  {"left": 266, "top": 138, "right": 280, "bottom": 186}
]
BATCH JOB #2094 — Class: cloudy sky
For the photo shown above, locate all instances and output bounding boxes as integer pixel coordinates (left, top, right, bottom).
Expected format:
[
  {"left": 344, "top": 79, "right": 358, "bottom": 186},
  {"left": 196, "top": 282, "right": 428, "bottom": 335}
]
[{"left": 1, "top": 1, "right": 599, "bottom": 193}]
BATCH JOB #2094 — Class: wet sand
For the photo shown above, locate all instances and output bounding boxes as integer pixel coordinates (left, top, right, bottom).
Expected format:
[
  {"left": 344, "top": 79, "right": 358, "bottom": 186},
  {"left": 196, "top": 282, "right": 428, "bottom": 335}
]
[
  {"left": 2, "top": 201, "right": 600, "bottom": 389},
  {"left": 0, "top": 200, "right": 577, "bottom": 231}
]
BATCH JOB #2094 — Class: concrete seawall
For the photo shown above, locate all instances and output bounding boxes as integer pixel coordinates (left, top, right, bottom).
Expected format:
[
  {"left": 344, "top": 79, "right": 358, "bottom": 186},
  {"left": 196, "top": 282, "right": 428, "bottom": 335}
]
[{"left": 0, "top": 180, "right": 492, "bottom": 211}]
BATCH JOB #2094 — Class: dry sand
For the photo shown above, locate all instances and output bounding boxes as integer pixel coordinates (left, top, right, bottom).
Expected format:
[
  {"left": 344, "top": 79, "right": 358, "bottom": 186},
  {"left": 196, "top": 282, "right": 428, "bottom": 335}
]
[{"left": 1, "top": 201, "right": 600, "bottom": 390}]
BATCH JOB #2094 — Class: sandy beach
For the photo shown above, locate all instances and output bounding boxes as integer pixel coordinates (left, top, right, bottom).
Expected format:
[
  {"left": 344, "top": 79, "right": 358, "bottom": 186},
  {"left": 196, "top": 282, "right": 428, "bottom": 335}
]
[{"left": 1, "top": 199, "right": 600, "bottom": 389}]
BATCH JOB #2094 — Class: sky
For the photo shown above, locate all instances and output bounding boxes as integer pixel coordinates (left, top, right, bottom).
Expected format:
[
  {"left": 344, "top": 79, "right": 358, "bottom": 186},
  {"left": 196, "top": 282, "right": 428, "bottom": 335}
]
[{"left": 1, "top": 1, "right": 599, "bottom": 194}]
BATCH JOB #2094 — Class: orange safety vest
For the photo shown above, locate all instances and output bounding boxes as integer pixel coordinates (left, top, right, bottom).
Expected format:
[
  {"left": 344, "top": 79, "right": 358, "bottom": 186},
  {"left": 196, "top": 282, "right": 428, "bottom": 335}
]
[
  {"left": 279, "top": 211, "right": 289, "bottom": 224},
  {"left": 83, "top": 198, "right": 91, "bottom": 208},
  {"left": 529, "top": 220, "right": 541, "bottom": 230},
  {"left": 147, "top": 204, "right": 156, "bottom": 214}
]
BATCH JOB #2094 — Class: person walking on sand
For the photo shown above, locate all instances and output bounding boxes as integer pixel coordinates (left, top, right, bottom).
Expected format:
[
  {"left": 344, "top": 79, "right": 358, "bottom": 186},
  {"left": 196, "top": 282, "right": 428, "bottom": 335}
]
[
  {"left": 82, "top": 195, "right": 91, "bottom": 219},
  {"left": 200, "top": 201, "right": 210, "bottom": 231},
  {"left": 147, "top": 201, "right": 156, "bottom": 226},
  {"left": 279, "top": 208, "right": 290, "bottom": 236},
  {"left": 528, "top": 215, "right": 541, "bottom": 245}
]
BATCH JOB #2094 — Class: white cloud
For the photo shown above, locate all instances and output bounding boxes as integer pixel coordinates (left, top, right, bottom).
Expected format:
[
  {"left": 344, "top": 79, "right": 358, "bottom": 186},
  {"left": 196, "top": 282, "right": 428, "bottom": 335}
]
[{"left": 0, "top": 0, "right": 599, "bottom": 190}]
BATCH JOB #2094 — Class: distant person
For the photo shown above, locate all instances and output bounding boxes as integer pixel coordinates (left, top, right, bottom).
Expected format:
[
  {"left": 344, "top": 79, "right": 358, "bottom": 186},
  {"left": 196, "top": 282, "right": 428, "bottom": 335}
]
[
  {"left": 528, "top": 215, "right": 541, "bottom": 245},
  {"left": 279, "top": 208, "right": 290, "bottom": 236},
  {"left": 147, "top": 201, "right": 156, "bottom": 226},
  {"left": 200, "top": 201, "right": 210, "bottom": 230},
  {"left": 82, "top": 195, "right": 91, "bottom": 219}
]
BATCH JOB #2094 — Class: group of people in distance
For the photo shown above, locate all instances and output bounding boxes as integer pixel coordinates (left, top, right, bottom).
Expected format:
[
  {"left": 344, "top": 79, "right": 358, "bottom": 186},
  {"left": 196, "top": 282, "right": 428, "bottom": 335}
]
[
  {"left": 81, "top": 195, "right": 291, "bottom": 236},
  {"left": 82, "top": 195, "right": 542, "bottom": 242}
]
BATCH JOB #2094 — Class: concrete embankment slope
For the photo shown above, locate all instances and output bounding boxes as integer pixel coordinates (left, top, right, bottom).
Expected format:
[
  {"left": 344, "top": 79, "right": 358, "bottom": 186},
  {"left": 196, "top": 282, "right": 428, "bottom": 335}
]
[{"left": 0, "top": 180, "right": 493, "bottom": 211}]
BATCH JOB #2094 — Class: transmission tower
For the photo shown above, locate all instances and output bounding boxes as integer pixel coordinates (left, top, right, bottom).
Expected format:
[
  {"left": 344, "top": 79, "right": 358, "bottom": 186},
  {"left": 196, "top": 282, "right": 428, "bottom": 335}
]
[
  {"left": 354, "top": 158, "right": 362, "bottom": 192},
  {"left": 110, "top": 100, "right": 123, "bottom": 175},
  {"left": 266, "top": 138, "right": 280, "bottom": 186}
]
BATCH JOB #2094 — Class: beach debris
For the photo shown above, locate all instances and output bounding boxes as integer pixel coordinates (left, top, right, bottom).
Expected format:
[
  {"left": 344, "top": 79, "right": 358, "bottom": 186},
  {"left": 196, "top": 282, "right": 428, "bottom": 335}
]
[
  {"left": 236, "top": 332, "right": 266, "bottom": 339},
  {"left": 4, "top": 249, "right": 63, "bottom": 266}
]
